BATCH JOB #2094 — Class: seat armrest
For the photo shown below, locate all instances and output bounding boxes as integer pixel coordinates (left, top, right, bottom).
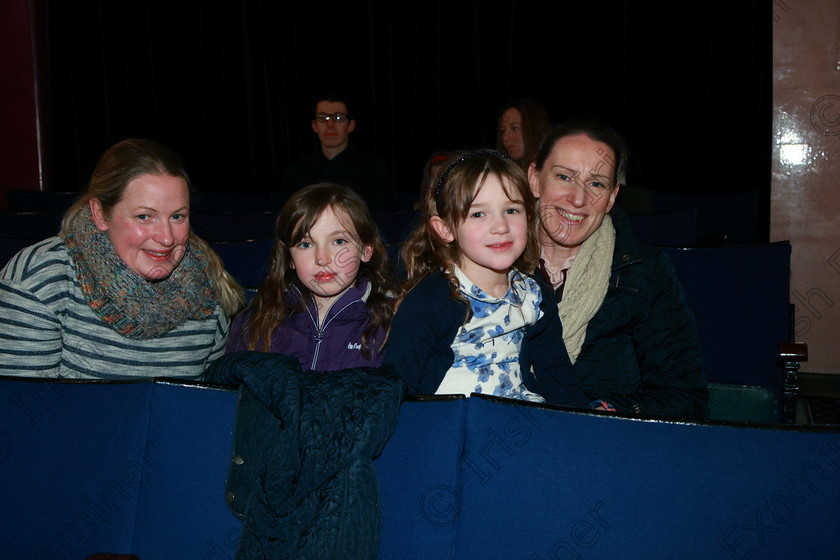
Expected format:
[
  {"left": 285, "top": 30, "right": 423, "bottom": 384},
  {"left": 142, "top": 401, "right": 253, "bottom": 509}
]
[{"left": 778, "top": 342, "right": 808, "bottom": 363}]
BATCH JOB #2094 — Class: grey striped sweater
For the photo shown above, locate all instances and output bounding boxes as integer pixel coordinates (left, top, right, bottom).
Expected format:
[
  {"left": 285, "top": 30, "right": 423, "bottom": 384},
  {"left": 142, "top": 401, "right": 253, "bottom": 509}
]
[{"left": 0, "top": 237, "right": 230, "bottom": 379}]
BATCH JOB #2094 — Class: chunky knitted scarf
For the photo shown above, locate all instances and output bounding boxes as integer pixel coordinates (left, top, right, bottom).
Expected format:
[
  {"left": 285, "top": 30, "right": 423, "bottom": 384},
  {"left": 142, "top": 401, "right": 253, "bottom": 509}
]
[
  {"left": 62, "top": 206, "right": 218, "bottom": 339},
  {"left": 555, "top": 214, "right": 615, "bottom": 363}
]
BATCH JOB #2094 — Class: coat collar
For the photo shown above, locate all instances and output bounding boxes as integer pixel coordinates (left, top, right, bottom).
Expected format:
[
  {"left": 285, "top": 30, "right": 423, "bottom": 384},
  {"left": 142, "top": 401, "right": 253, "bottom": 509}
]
[
  {"left": 289, "top": 278, "right": 371, "bottom": 323},
  {"left": 533, "top": 206, "right": 644, "bottom": 288}
]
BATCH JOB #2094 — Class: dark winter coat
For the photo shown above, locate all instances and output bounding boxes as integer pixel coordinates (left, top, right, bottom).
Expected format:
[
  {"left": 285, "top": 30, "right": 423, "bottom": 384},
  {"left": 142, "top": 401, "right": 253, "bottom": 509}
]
[
  {"left": 536, "top": 207, "right": 709, "bottom": 419},
  {"left": 382, "top": 271, "right": 589, "bottom": 409},
  {"left": 204, "top": 351, "right": 405, "bottom": 560}
]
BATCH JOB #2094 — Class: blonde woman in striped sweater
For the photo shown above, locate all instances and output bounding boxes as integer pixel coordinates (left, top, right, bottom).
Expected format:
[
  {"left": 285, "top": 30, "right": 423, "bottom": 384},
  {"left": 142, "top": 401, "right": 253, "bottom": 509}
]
[{"left": 0, "top": 139, "right": 243, "bottom": 379}]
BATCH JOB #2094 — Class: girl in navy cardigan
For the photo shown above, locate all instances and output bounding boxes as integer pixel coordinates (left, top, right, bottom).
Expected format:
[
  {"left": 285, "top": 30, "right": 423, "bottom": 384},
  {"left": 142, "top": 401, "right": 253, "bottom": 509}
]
[
  {"left": 383, "top": 151, "right": 587, "bottom": 408},
  {"left": 226, "top": 183, "right": 396, "bottom": 371}
]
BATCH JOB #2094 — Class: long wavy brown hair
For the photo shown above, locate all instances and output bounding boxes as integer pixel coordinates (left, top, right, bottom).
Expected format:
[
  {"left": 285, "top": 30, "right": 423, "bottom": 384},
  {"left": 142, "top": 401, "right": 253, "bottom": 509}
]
[{"left": 241, "top": 183, "right": 396, "bottom": 355}]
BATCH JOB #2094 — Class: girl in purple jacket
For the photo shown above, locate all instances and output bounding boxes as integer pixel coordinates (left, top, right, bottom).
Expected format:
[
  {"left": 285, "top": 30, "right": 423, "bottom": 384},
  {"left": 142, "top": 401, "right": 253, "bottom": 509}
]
[{"left": 225, "top": 183, "right": 396, "bottom": 371}]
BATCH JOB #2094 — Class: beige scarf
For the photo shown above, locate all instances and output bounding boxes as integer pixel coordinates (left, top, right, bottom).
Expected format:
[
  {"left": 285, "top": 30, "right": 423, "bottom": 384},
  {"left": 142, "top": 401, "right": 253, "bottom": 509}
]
[{"left": 552, "top": 214, "right": 615, "bottom": 363}]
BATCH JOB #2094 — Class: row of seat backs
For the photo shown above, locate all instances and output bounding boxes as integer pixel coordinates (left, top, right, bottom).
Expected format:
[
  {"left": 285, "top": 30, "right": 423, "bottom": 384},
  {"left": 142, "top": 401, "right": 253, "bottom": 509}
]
[
  {"left": 194, "top": 189, "right": 762, "bottom": 249},
  {"left": 378, "top": 395, "right": 839, "bottom": 559},
  {"left": 1, "top": 377, "right": 837, "bottom": 559},
  {"left": 619, "top": 188, "right": 763, "bottom": 247},
  {"left": 3, "top": 189, "right": 284, "bottom": 214},
  {"left": 373, "top": 191, "right": 762, "bottom": 249},
  {"left": 1, "top": 187, "right": 758, "bottom": 246},
  {"left": 0, "top": 185, "right": 756, "bottom": 257}
]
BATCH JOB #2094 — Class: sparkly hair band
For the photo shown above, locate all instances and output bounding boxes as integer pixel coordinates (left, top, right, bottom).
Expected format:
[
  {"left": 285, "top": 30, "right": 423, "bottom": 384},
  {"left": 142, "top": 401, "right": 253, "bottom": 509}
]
[{"left": 434, "top": 150, "right": 515, "bottom": 211}]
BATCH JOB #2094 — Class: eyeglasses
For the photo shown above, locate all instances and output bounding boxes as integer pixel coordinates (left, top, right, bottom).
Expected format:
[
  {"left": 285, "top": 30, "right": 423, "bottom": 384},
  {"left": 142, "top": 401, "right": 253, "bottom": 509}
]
[{"left": 314, "top": 112, "right": 350, "bottom": 123}]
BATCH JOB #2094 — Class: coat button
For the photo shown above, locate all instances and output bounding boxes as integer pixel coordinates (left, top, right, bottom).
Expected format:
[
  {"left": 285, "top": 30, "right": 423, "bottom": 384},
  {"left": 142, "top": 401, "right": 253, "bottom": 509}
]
[
  {"left": 234, "top": 455, "right": 244, "bottom": 465},
  {"left": 622, "top": 253, "right": 631, "bottom": 262},
  {"left": 226, "top": 491, "right": 235, "bottom": 503}
]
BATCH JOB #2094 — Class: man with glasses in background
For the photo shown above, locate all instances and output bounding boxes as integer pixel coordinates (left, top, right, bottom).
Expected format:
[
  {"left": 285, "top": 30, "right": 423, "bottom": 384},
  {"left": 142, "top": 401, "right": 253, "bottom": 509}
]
[{"left": 281, "top": 92, "right": 395, "bottom": 213}]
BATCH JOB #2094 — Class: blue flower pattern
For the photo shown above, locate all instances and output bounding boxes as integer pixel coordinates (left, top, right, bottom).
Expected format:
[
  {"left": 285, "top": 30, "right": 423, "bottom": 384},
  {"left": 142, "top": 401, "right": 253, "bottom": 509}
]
[{"left": 435, "top": 267, "right": 545, "bottom": 402}]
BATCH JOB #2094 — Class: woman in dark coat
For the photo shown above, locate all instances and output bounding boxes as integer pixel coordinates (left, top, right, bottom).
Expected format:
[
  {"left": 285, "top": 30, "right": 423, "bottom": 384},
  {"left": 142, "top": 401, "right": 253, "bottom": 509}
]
[{"left": 527, "top": 120, "right": 708, "bottom": 419}]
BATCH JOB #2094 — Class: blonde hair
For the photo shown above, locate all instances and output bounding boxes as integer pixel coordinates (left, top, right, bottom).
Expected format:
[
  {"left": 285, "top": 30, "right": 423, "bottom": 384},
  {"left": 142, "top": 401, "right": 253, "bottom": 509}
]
[{"left": 61, "top": 138, "right": 244, "bottom": 316}]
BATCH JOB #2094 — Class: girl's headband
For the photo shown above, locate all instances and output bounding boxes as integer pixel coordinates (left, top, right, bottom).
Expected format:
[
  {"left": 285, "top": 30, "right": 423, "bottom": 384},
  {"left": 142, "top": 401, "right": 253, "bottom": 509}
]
[{"left": 434, "top": 150, "right": 515, "bottom": 212}]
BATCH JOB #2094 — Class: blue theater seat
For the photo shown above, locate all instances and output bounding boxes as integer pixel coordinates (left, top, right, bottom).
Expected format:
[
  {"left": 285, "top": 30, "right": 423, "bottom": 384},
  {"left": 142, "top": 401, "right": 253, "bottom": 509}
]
[
  {"left": 375, "top": 396, "right": 467, "bottom": 558},
  {"left": 190, "top": 191, "right": 284, "bottom": 214},
  {"left": 662, "top": 242, "right": 804, "bottom": 422},
  {"left": 0, "top": 378, "right": 241, "bottom": 559},
  {"left": 629, "top": 207, "right": 699, "bottom": 246},
  {"left": 190, "top": 210, "right": 276, "bottom": 242},
  {"left": 0, "top": 236, "right": 40, "bottom": 269},
  {"left": 372, "top": 209, "right": 420, "bottom": 246},
  {"left": 5, "top": 189, "right": 79, "bottom": 213},
  {"left": 448, "top": 396, "right": 838, "bottom": 559},
  {"left": 1, "top": 378, "right": 837, "bottom": 560},
  {"left": 208, "top": 237, "right": 273, "bottom": 289},
  {"left": 650, "top": 190, "right": 762, "bottom": 246},
  {"left": 0, "top": 211, "right": 63, "bottom": 240},
  {"left": 0, "top": 210, "right": 63, "bottom": 271},
  {"left": 372, "top": 209, "right": 419, "bottom": 278},
  {"left": 130, "top": 381, "right": 241, "bottom": 555}
]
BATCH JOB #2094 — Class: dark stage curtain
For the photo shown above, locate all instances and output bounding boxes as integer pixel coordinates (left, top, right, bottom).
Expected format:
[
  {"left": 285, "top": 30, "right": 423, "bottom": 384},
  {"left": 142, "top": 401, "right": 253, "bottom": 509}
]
[{"left": 41, "top": 1, "right": 771, "bottom": 213}]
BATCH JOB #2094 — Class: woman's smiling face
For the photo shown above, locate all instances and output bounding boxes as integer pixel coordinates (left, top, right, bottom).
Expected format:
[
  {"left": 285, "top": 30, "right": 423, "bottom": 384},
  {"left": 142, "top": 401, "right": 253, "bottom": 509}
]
[
  {"left": 90, "top": 173, "right": 191, "bottom": 281},
  {"left": 528, "top": 133, "right": 619, "bottom": 257}
]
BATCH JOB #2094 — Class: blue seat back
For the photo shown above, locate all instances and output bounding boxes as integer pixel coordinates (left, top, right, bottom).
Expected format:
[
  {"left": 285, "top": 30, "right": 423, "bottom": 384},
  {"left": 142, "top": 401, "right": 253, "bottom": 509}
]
[
  {"left": 0, "top": 378, "right": 242, "bottom": 560},
  {"left": 0, "top": 211, "right": 63, "bottom": 239},
  {"left": 662, "top": 243, "right": 792, "bottom": 416},
  {"left": 0, "top": 236, "right": 40, "bottom": 269},
  {"left": 453, "top": 397, "right": 839, "bottom": 559},
  {"left": 629, "top": 207, "right": 699, "bottom": 246},
  {"left": 0, "top": 377, "right": 242, "bottom": 560},
  {"left": 190, "top": 210, "right": 276, "bottom": 242},
  {"left": 0, "top": 380, "right": 153, "bottom": 558},
  {"left": 191, "top": 191, "right": 283, "bottom": 214},
  {"left": 131, "top": 382, "right": 242, "bottom": 558},
  {"left": 372, "top": 209, "right": 420, "bottom": 245},
  {"left": 375, "top": 397, "right": 467, "bottom": 559},
  {"left": 208, "top": 238, "right": 273, "bottom": 289},
  {"left": 3, "top": 379, "right": 838, "bottom": 560},
  {"left": 5, "top": 189, "right": 79, "bottom": 213},
  {"left": 650, "top": 190, "right": 761, "bottom": 246}
]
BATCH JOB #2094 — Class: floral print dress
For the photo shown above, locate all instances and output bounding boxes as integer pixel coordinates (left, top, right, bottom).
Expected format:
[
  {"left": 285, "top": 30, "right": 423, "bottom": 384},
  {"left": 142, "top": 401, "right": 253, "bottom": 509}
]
[{"left": 436, "top": 266, "right": 545, "bottom": 402}]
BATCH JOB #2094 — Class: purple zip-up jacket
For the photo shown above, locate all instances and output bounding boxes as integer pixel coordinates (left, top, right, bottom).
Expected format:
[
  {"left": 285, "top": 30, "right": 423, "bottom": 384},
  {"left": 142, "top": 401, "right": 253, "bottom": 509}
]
[{"left": 225, "top": 279, "right": 385, "bottom": 372}]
